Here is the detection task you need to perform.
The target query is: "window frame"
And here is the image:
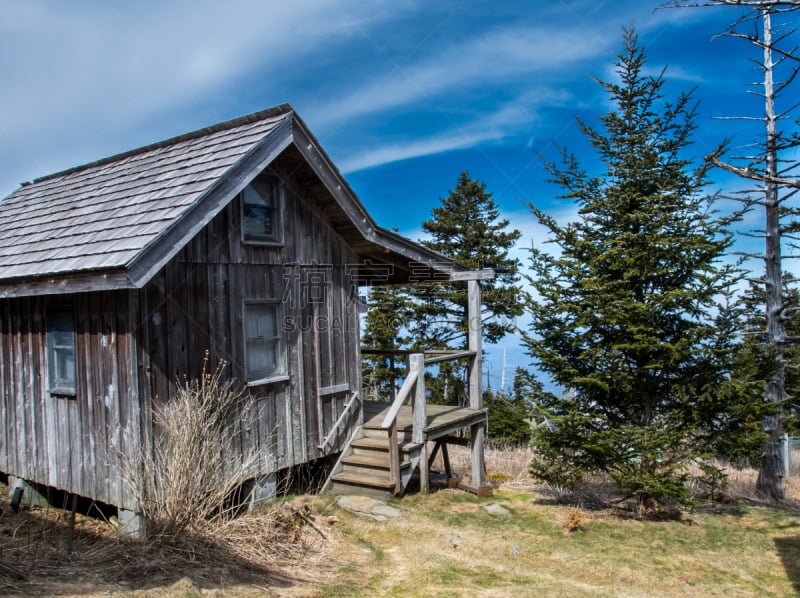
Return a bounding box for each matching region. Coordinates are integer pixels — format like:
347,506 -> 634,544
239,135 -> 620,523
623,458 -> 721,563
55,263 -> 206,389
45,304 -> 77,397
243,300 -> 288,387
240,174 -> 284,246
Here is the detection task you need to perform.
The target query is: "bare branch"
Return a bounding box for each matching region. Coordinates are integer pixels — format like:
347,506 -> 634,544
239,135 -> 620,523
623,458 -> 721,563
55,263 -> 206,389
708,153 -> 800,187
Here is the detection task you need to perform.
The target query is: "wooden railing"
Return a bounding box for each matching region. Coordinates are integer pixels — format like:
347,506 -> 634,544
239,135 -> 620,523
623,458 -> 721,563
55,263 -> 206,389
318,390 -> 360,451
371,350 -> 475,494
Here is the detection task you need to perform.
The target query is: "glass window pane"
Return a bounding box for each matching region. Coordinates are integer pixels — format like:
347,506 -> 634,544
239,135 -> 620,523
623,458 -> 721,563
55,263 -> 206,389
245,304 -> 278,339
243,212 -> 273,238
245,304 -> 282,381
56,348 -> 76,385
47,306 -> 76,393
242,177 -> 279,242
246,340 -> 278,380
51,330 -> 73,348
243,184 -> 269,208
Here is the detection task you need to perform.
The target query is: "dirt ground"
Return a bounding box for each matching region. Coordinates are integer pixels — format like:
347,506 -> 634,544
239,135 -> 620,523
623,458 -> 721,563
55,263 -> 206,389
0,485 -> 348,597
3,450 -> 800,597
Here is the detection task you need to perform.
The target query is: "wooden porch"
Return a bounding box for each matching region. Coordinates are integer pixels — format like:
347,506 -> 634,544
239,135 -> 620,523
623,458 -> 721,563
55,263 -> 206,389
324,397 -> 489,498
363,401 -> 486,440
322,274 -> 492,498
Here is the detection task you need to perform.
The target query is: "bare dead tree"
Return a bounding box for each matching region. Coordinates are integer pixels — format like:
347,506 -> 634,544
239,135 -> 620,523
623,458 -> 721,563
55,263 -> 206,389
662,0 -> 800,501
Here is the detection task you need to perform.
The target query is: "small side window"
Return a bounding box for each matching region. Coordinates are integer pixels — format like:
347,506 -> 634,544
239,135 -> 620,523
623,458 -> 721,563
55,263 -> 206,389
242,175 -> 283,244
46,305 -> 76,396
244,302 -> 284,383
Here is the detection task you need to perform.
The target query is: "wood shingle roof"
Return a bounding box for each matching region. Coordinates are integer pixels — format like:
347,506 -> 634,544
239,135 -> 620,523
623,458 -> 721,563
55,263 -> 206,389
0,104 -> 473,297
0,107 -> 289,281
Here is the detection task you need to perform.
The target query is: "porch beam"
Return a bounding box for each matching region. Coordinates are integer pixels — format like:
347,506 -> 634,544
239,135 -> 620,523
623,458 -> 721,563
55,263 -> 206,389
410,353 -> 429,494
449,269 -> 495,282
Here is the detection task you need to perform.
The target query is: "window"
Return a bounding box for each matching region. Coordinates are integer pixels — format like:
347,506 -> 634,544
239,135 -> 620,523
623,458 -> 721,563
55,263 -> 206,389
46,305 -> 76,395
244,302 -> 284,383
242,175 -> 282,244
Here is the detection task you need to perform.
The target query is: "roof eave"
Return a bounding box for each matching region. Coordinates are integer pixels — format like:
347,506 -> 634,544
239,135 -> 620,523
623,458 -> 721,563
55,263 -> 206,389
289,115 -> 481,281
0,268 -> 135,299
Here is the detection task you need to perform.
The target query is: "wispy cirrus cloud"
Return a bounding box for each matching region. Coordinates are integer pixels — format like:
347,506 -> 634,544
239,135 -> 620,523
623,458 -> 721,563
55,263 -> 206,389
337,89 -> 571,172
311,23 -> 613,130
0,0 -> 419,193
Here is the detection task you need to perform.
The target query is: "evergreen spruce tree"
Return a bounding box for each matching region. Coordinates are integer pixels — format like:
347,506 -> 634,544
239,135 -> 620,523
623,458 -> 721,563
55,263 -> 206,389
720,276 -> 800,457
361,173 -> 523,405
484,388 -> 532,445
361,284 -> 414,401
525,28 -> 746,508
417,171 -> 522,346
413,172 -> 523,403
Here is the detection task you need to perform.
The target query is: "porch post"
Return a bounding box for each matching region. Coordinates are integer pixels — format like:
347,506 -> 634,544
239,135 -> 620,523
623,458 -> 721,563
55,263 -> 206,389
467,279 -> 485,487
410,352 -> 429,493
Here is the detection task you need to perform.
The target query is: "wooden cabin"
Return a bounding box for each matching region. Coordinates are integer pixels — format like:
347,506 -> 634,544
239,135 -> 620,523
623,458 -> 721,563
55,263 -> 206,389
0,105 -> 489,527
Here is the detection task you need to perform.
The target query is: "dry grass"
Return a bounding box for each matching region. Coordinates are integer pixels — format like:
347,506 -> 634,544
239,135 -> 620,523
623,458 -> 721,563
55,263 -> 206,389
435,441 -> 534,485
0,490 -> 337,596
687,450 -> 800,506
439,440 -> 800,509
4,432 -> 800,596
319,485 -> 800,597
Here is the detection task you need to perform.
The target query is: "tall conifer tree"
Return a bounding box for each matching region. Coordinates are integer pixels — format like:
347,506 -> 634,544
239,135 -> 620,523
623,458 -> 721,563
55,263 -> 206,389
361,172 -> 522,405
415,171 -> 522,348
525,29 -> 748,507
414,172 -> 522,404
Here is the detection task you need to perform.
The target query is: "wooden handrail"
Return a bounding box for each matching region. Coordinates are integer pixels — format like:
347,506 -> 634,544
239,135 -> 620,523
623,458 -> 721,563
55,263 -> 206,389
380,369 -> 418,429
379,352 -> 427,495
423,350 -> 476,366
318,391 -> 360,450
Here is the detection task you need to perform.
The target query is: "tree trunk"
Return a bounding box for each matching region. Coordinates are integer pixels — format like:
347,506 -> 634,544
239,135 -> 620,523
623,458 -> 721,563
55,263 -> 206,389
755,8 -> 785,501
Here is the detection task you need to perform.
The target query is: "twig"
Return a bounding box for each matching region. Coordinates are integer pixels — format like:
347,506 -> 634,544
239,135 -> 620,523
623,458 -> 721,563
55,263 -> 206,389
0,559 -> 27,580
292,509 -> 328,540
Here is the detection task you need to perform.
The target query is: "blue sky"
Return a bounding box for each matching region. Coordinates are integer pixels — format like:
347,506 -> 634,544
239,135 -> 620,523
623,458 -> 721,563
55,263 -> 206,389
1,1 -> 794,391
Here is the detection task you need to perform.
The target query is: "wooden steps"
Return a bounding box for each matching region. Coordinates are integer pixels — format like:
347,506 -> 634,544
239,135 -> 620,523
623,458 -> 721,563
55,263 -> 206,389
327,431 -> 420,498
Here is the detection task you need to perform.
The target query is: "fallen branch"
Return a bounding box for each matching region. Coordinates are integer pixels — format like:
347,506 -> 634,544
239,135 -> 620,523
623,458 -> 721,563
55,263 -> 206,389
293,508 -> 328,540
0,558 -> 27,580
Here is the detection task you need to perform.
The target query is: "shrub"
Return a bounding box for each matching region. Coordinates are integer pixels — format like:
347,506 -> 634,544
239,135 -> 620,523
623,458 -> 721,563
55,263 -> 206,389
123,354 -> 266,536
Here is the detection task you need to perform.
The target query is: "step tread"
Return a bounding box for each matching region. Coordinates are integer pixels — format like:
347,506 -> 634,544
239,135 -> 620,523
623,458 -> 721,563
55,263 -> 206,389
342,453 -> 411,469
331,470 -> 396,490
351,436 -> 390,450
351,436 -> 424,452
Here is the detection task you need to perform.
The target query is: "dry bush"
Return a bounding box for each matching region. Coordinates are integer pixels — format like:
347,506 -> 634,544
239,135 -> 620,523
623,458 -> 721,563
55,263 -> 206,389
122,354 -> 268,536
564,507 -> 588,532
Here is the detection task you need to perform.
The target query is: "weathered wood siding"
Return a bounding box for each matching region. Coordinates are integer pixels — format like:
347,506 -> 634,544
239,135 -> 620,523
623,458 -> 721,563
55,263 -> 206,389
0,291 -> 140,509
137,157 -> 362,476
0,154 -> 363,510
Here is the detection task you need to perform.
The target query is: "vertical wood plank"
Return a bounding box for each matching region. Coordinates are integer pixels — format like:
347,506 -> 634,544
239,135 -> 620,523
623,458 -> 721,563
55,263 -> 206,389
13,300 -> 29,485
29,297 -> 46,485
0,300 -> 8,473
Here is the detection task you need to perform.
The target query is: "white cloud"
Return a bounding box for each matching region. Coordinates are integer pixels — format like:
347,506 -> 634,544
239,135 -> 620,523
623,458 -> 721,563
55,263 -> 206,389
338,89 -> 570,172
311,23 -> 613,130
0,0 -> 418,193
